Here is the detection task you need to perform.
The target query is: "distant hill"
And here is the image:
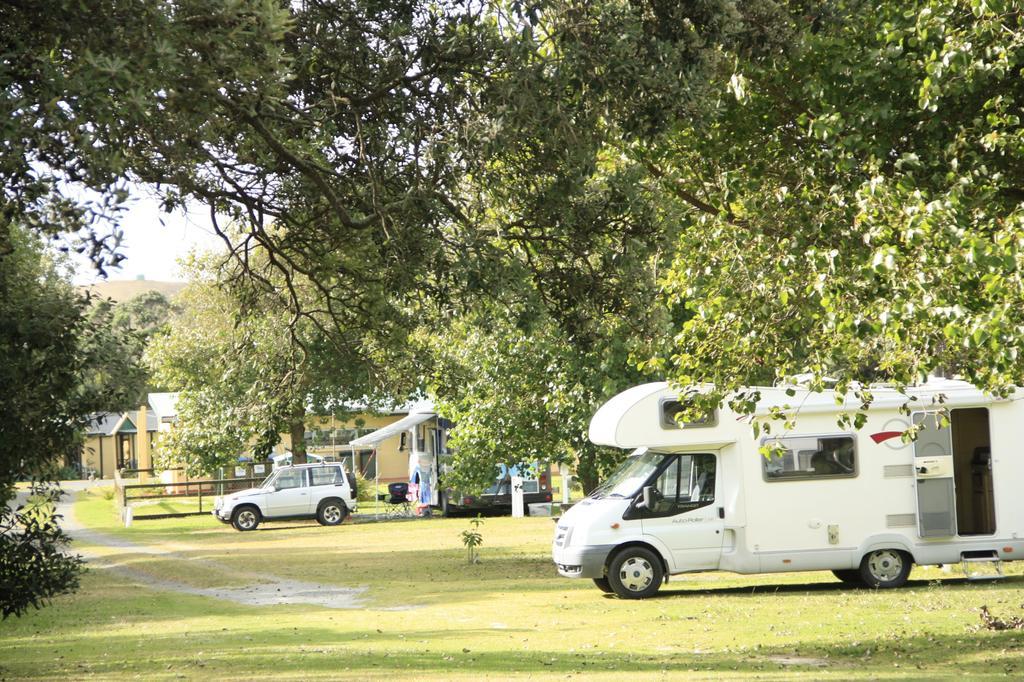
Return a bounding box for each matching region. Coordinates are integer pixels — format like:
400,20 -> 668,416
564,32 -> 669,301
82,279 -> 187,304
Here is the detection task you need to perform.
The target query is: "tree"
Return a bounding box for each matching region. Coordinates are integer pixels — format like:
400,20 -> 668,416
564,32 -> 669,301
0,225 -> 145,618
112,291 -> 177,341
426,305 -> 659,494
1,0 -> 295,270
14,1 -> 1022,484
107,291 -> 178,393
444,1 -> 1024,427
1,0 -> 511,322
418,138 -> 686,492
413,0 -> 768,490
627,2 -> 1024,418
3,1 -> 775,335
147,248 -> 410,475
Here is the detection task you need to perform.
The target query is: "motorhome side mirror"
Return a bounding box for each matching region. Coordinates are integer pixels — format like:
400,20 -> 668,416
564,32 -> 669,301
639,485 -> 654,510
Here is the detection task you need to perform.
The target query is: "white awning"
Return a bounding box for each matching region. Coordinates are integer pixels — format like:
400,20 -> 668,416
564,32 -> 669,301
350,411 -> 436,447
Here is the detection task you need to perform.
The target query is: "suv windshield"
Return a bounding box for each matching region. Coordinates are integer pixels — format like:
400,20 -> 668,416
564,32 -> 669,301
261,470 -> 280,489
589,449 -> 666,499
261,468 -> 306,490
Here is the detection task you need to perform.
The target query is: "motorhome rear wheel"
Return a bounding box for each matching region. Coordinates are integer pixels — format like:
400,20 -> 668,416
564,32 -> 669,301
608,547 -> 664,599
859,549 -> 912,588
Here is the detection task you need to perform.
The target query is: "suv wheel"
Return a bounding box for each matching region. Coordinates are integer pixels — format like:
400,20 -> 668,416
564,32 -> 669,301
231,505 -> 261,532
317,499 -> 347,526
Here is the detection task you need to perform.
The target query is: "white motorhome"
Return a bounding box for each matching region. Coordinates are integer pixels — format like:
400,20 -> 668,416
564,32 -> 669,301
349,401 -> 444,511
552,379 -> 1022,598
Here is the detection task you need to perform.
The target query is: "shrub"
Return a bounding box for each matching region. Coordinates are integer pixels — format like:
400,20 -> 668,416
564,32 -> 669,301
354,471 -> 378,503
460,515 -> 484,564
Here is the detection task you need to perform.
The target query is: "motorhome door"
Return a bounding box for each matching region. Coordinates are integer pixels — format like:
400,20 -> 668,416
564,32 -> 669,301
912,412 -> 957,538
640,453 -> 724,571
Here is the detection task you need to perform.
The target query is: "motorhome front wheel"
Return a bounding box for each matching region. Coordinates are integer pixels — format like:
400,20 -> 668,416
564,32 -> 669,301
859,549 -> 912,588
608,547 -> 664,599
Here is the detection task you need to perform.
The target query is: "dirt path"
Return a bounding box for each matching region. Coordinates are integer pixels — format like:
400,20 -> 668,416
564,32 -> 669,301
59,490 -> 374,610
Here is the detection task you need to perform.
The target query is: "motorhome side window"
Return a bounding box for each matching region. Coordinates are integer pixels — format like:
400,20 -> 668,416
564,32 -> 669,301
660,399 -> 717,429
762,435 -> 857,480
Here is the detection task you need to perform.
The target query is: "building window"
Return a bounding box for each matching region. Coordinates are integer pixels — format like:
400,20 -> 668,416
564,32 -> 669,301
358,451 -> 376,478
762,434 -> 857,481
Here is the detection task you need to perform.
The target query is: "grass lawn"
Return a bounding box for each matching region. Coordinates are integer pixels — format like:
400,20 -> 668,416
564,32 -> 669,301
125,494 -> 206,517
2,487 -> 1023,679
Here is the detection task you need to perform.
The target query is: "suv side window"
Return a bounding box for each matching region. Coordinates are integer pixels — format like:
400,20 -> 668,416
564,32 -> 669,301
311,466 -> 344,486
275,469 -> 307,490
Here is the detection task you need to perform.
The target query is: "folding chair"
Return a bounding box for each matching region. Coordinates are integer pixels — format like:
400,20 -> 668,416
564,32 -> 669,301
378,482 -> 413,519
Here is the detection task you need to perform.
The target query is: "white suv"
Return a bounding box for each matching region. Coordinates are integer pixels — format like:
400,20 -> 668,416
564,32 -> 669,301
213,463 -> 357,531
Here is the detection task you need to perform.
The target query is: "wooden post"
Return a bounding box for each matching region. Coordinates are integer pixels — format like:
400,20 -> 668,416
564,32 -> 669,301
137,404 -> 151,482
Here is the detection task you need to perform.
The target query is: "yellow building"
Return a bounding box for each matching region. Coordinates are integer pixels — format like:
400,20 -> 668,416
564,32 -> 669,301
81,409 -> 157,478
80,393 -> 178,478
281,410 -> 416,483
82,392 -> 416,482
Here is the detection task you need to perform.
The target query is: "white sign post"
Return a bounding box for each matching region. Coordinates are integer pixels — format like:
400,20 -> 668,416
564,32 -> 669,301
511,475 -> 525,518
559,463 -> 572,506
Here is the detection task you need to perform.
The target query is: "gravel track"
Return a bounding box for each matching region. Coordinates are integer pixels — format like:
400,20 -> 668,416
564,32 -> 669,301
55,486 -> 372,610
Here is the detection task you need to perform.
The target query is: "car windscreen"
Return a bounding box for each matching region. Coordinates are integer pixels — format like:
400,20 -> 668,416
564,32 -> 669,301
588,449 -> 665,499
483,462 -> 545,495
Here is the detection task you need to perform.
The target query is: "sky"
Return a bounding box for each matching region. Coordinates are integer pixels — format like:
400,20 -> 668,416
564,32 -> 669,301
71,190 -> 227,285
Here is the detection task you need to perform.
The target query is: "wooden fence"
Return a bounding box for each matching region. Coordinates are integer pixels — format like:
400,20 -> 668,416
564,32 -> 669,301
114,467 -> 268,520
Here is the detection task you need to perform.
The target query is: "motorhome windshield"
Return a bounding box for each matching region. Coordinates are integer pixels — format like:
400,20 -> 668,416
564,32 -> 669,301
590,449 -> 665,499
260,470 -> 280,489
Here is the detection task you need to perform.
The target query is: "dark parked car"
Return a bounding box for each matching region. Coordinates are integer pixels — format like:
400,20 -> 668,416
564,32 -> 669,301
440,462 -> 553,516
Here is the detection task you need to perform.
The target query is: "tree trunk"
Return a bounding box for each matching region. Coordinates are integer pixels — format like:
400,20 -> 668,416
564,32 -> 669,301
576,454 -> 600,496
290,412 -> 307,465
